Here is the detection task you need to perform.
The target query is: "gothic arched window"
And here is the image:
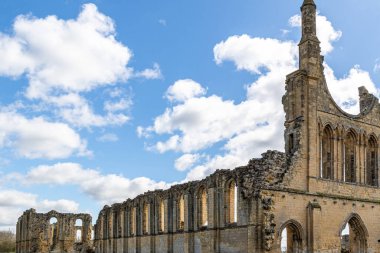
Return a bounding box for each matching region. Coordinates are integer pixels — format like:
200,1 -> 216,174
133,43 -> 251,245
366,136 -> 378,186
321,126 -> 334,179
178,195 -> 185,230
344,132 -> 356,183
199,188 -> 208,227
226,180 -> 238,224
159,200 -> 165,232
143,203 -> 149,234
75,219 -> 83,243
130,207 -> 136,236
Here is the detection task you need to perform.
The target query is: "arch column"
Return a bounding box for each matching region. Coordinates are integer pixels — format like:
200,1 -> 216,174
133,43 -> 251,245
355,140 -> 360,183
307,201 -> 321,252
336,136 -> 343,181
333,136 -> 338,180
359,137 -> 366,184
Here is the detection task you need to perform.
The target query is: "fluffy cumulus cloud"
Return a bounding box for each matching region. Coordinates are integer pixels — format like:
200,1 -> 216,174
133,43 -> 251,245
0,3 -> 159,128
165,79 -> 207,102
49,93 -> 130,127
174,154 -> 200,171
324,64 -> 378,114
0,189 -> 79,227
21,163 -> 170,204
0,3 -> 132,98
135,63 -> 163,80
214,36 -> 297,74
0,110 -> 88,159
139,14 -> 378,181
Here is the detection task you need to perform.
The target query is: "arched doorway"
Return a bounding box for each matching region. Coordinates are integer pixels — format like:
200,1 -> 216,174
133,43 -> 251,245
279,220 -> 303,253
340,214 -> 368,253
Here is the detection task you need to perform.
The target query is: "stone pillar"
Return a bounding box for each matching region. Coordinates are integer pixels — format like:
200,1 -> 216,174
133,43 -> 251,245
208,187 -> 217,253
360,139 -> 366,184
172,198 -> 177,232
333,136 -> 338,180
337,137 -> 342,181
184,192 -> 194,253
167,198 -> 174,253
136,205 -> 141,253
307,201 -> 322,252
123,209 -> 129,253
208,187 -> 216,229
193,194 -> 198,231
356,140 -> 361,183
108,211 -> 113,253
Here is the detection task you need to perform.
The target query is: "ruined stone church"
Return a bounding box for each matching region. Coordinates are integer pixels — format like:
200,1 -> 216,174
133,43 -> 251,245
16,0 -> 380,252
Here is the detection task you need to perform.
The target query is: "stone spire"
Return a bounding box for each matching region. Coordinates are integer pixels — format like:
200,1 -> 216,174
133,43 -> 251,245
301,0 -> 316,8
300,0 -> 318,42
299,0 -> 321,72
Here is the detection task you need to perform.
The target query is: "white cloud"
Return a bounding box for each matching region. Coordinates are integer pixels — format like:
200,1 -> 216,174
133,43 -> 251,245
0,189 -> 80,227
289,14 -> 342,55
0,3 -> 132,99
39,199 -> 79,213
0,110 -> 89,159
214,35 -> 297,74
0,190 -> 36,207
0,3 -> 157,128
97,133 -> 119,142
0,34 -> 34,77
324,64 -> 377,114
21,163 -> 170,204
135,63 -> 162,79
165,79 -> 207,102
25,163 -> 99,185
174,154 -> 200,171
288,15 -> 301,27
104,98 -> 132,112
48,93 -> 129,128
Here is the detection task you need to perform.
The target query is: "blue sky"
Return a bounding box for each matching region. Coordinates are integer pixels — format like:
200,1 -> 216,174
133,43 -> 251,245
0,0 -> 379,229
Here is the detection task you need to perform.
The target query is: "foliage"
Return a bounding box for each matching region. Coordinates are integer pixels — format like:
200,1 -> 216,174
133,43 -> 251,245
0,231 -> 16,253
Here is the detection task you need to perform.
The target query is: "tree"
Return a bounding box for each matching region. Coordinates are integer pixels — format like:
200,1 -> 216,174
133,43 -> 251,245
0,231 -> 16,253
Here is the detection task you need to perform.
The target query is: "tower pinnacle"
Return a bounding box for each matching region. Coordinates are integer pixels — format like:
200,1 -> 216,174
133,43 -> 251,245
301,0 -> 316,8
300,0 -> 318,41
298,0 -> 321,71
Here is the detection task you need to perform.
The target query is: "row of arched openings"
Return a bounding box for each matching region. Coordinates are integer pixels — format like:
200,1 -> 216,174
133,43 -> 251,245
280,214 -> 368,253
48,217 -> 85,251
321,125 -> 378,186
128,181 -> 238,235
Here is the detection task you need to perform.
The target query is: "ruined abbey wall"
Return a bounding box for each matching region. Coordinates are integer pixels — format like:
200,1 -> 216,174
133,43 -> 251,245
16,209 -> 94,253
94,151 -> 288,253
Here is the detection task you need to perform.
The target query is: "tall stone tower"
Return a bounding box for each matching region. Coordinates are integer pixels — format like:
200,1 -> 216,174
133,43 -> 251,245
283,0 -> 323,191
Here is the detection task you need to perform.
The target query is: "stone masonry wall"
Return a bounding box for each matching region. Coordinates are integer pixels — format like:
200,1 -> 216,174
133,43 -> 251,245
16,209 -> 94,253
